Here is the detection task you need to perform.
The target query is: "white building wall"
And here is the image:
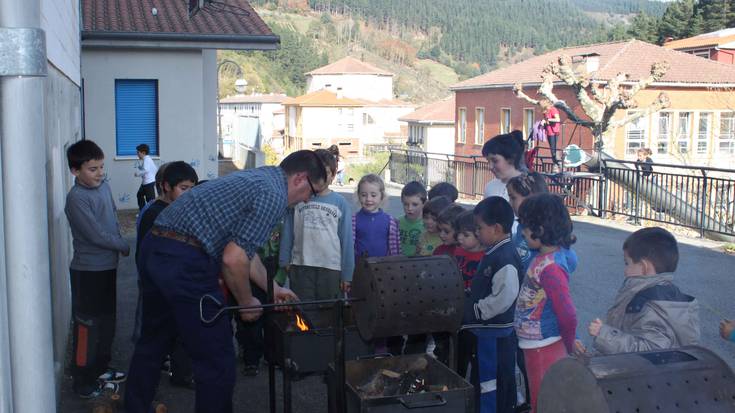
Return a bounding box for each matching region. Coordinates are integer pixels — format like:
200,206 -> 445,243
40,0 -> 82,383
42,0 -> 81,85
301,107 -> 357,140
307,74 -> 393,101
82,48 -> 213,209
425,125 -> 456,156
363,106 -> 415,144
202,49 -> 218,180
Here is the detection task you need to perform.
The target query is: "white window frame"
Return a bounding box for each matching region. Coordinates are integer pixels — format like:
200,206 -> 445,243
475,107 -> 485,145
718,111 -> 735,154
500,108 -> 511,134
523,108 -> 535,141
697,112 -> 712,155
458,107 -> 467,143
408,124 -> 425,146
625,111 -> 647,155
656,111 -> 671,155
676,111 -> 691,155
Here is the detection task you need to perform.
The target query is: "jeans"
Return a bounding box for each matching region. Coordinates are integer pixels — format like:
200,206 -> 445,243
126,234 -> 235,413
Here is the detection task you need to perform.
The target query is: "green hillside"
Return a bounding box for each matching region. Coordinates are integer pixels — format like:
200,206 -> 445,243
219,0 -> 675,104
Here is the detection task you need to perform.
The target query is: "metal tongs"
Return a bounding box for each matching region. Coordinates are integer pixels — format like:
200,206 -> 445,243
199,294 -> 362,324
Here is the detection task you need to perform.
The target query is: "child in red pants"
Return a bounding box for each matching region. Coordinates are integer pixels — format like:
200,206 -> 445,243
514,194 -> 578,412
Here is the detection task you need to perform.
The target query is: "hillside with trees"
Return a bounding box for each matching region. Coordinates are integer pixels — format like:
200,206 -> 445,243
627,0 -> 735,44
221,0 -> 671,103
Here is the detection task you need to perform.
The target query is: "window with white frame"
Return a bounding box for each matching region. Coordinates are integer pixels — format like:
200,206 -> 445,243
719,111 -> 735,154
408,124 -> 426,146
475,108 -> 485,145
500,108 -> 511,134
657,112 -> 671,155
697,112 -> 711,155
362,113 -> 375,125
676,112 -> 691,154
625,112 -> 646,155
524,108 -> 534,140
458,108 -> 466,143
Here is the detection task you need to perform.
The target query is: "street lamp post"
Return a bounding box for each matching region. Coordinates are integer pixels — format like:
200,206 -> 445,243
217,59 -> 247,158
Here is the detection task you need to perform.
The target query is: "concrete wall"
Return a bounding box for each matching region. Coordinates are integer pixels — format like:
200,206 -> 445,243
40,0 -> 82,388
44,67 -> 81,380
307,74 -> 393,101
82,48 -> 218,208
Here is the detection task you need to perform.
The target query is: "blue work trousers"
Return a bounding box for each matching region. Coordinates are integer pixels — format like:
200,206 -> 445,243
125,234 -> 235,413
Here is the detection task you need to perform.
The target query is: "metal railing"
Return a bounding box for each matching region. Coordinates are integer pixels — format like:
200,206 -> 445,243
387,149 -> 735,238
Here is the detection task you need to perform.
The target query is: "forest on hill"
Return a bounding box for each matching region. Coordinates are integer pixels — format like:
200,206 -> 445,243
627,0 -> 735,43
223,0 -> 732,103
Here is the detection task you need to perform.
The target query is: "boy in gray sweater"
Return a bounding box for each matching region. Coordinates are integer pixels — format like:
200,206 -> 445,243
65,140 -> 129,398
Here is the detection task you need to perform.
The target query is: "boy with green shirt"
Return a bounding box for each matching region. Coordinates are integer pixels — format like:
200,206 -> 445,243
399,181 -> 427,257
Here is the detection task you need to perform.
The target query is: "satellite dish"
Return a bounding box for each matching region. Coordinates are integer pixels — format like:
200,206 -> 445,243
563,144 -> 591,168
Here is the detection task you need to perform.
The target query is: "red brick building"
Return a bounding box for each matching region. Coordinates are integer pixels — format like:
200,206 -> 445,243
664,28 -> 735,65
450,40 -> 735,169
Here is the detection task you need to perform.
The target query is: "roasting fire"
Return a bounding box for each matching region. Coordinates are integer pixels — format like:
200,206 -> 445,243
295,314 -> 309,331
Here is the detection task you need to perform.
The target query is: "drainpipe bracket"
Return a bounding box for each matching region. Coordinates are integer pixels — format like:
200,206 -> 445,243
0,28 -> 47,77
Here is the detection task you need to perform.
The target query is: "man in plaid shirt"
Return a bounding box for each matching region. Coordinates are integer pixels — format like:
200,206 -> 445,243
126,150 -> 327,413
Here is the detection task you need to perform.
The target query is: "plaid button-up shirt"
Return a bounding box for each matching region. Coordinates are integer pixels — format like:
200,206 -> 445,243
155,166 -> 289,259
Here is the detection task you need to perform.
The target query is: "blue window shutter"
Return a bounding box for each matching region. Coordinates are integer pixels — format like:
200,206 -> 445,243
115,80 -> 159,156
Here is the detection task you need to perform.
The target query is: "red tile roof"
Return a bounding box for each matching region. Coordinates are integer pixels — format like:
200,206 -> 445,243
283,90 -> 365,107
399,96 -> 455,124
81,0 -> 277,42
284,89 -> 413,108
306,56 -> 393,76
664,28 -> 735,50
451,39 -> 735,90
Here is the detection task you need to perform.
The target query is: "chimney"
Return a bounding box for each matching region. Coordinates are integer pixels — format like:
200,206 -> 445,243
336,87 -> 343,99
585,55 -> 599,73
572,53 -> 599,74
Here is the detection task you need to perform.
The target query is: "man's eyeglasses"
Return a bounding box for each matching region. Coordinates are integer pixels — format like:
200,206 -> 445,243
306,176 -> 318,198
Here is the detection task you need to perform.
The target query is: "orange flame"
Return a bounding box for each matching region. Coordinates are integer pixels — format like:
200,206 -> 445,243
295,314 -> 309,331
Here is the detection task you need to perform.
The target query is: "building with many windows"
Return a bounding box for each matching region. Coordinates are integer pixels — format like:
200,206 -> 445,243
664,28 -> 735,65
284,57 -> 414,157
450,39 -> 735,168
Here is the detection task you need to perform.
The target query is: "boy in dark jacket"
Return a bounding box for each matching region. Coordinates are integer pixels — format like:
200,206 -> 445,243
463,196 -> 522,413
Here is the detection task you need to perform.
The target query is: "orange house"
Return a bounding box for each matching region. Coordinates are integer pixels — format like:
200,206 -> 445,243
450,40 -> 735,169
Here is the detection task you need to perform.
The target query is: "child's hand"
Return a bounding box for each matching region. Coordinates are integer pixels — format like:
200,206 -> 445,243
720,319 -> 735,340
588,318 -> 603,337
573,339 -> 587,357
341,281 -> 351,294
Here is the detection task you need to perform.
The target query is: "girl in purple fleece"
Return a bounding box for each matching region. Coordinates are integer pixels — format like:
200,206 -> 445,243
352,174 -> 401,262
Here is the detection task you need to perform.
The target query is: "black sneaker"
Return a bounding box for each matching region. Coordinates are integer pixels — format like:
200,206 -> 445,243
98,368 -> 127,383
75,381 -> 119,399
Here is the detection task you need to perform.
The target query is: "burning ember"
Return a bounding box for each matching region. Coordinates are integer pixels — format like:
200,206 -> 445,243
295,314 -> 309,332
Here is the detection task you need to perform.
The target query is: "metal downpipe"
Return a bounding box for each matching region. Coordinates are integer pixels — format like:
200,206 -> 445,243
0,0 -> 57,411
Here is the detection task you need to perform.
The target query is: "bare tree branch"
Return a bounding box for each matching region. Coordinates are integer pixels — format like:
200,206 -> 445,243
513,54 -> 670,151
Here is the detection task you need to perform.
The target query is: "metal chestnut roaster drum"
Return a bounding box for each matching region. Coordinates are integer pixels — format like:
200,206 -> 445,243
537,346 -> 735,413
352,255 -> 465,341
328,255 -> 474,413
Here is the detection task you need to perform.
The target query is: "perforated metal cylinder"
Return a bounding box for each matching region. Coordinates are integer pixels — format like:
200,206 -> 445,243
538,346 -> 735,413
351,255 -> 464,341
